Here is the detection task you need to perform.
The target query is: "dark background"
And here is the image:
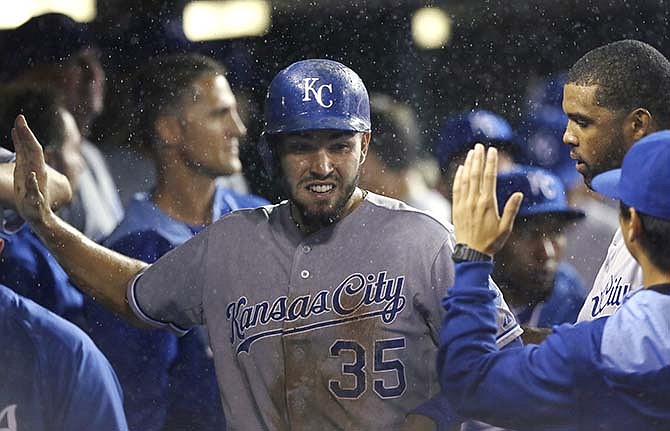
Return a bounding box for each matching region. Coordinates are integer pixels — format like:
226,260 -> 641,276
87,0 -> 670,197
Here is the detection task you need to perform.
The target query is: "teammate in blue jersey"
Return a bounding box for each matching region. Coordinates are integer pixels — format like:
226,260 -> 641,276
0,282 -> 128,431
0,86 -> 87,320
0,149 -> 126,430
493,167 -> 586,328
83,53 -> 268,431
440,137 -> 670,430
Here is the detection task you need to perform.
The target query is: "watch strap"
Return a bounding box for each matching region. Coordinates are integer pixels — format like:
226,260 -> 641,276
452,243 -> 493,263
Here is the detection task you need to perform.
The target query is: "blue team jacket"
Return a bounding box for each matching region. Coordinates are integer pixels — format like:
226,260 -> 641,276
0,225 -> 83,319
85,185 -> 268,431
0,285 -> 127,431
514,263 -> 586,327
439,261 -> 670,431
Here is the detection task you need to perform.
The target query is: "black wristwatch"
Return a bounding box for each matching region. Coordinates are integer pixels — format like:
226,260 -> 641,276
452,243 -> 493,263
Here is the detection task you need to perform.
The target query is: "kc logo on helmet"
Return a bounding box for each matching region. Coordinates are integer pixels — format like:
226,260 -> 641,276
302,78 -> 334,108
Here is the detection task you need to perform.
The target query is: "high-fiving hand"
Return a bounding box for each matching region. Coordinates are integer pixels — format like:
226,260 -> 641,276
452,144 -> 523,257
12,115 -> 56,227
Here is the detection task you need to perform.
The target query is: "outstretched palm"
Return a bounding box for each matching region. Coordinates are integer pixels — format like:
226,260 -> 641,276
12,115 -> 54,225
452,144 -> 523,256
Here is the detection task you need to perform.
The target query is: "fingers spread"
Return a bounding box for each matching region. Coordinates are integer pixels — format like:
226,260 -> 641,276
500,192 -> 523,234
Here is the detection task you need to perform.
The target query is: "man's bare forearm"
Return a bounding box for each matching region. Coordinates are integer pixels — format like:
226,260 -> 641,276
32,212 -> 149,326
520,325 -> 552,344
12,114 -> 149,327
0,163 -> 72,210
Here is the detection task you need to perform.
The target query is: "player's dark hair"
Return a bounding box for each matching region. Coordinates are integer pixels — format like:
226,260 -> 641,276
369,93 -> 419,171
567,40 -> 670,128
130,53 -> 226,153
620,201 -> 670,271
0,84 -> 66,151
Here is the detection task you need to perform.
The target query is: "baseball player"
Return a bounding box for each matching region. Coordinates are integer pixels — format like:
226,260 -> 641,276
2,13 -> 123,242
0,86 -> 86,319
433,109 -> 522,205
85,53 -> 268,431
12,59 -> 522,430
359,93 -> 451,223
561,40 -> 670,322
0,283 -> 128,431
440,135 -> 670,430
0,147 -> 127,431
493,167 -> 586,327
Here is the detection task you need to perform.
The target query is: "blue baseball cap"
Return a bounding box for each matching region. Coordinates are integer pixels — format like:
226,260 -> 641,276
521,72 -> 581,190
591,130 -> 670,220
263,59 -> 371,135
0,13 -> 93,82
434,110 -> 519,170
497,166 -> 585,220
520,108 -> 581,190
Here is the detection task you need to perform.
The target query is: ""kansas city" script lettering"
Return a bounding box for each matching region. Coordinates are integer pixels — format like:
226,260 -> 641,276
226,271 -> 406,353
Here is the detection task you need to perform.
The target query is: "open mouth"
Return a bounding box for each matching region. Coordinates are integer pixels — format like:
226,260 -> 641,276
308,184 -> 335,193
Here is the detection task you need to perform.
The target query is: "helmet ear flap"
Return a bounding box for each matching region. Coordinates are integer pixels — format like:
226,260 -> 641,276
257,134 -> 278,177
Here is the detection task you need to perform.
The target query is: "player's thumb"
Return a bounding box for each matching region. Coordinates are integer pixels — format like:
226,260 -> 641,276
500,192 -> 523,234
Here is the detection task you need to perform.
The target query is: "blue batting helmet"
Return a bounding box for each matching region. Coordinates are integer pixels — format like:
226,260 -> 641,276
263,59 -> 371,135
258,59 -> 371,175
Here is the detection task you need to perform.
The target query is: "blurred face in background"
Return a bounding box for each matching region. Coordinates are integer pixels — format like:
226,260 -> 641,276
175,73 -> 246,178
60,48 -> 106,136
494,214 -> 569,305
16,48 -> 106,137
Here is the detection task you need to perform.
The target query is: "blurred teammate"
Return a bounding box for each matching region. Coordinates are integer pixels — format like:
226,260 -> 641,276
433,110 -> 522,207
494,167 -> 586,327
11,59 -> 522,430
0,85 -> 85,319
85,53 -> 267,431
0,147 -> 127,431
0,13 -> 122,241
360,93 -> 450,222
440,135 -> 670,430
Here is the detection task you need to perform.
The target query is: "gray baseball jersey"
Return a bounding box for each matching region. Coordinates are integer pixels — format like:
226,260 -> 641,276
577,228 -> 644,322
128,192 -> 522,430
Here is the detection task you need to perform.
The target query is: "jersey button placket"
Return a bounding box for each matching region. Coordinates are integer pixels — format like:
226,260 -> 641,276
286,242 -> 315,427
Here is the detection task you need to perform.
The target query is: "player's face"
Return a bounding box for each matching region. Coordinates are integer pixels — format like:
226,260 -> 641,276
562,84 -> 627,188
177,73 -> 246,177
277,130 -> 369,227
60,48 -> 106,135
495,215 -> 568,304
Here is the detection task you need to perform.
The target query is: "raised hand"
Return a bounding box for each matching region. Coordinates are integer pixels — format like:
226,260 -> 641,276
452,144 -> 523,256
12,115 -> 56,226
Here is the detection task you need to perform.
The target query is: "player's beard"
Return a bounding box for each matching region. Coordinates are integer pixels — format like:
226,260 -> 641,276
285,171 -> 360,230
582,128 -> 627,189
